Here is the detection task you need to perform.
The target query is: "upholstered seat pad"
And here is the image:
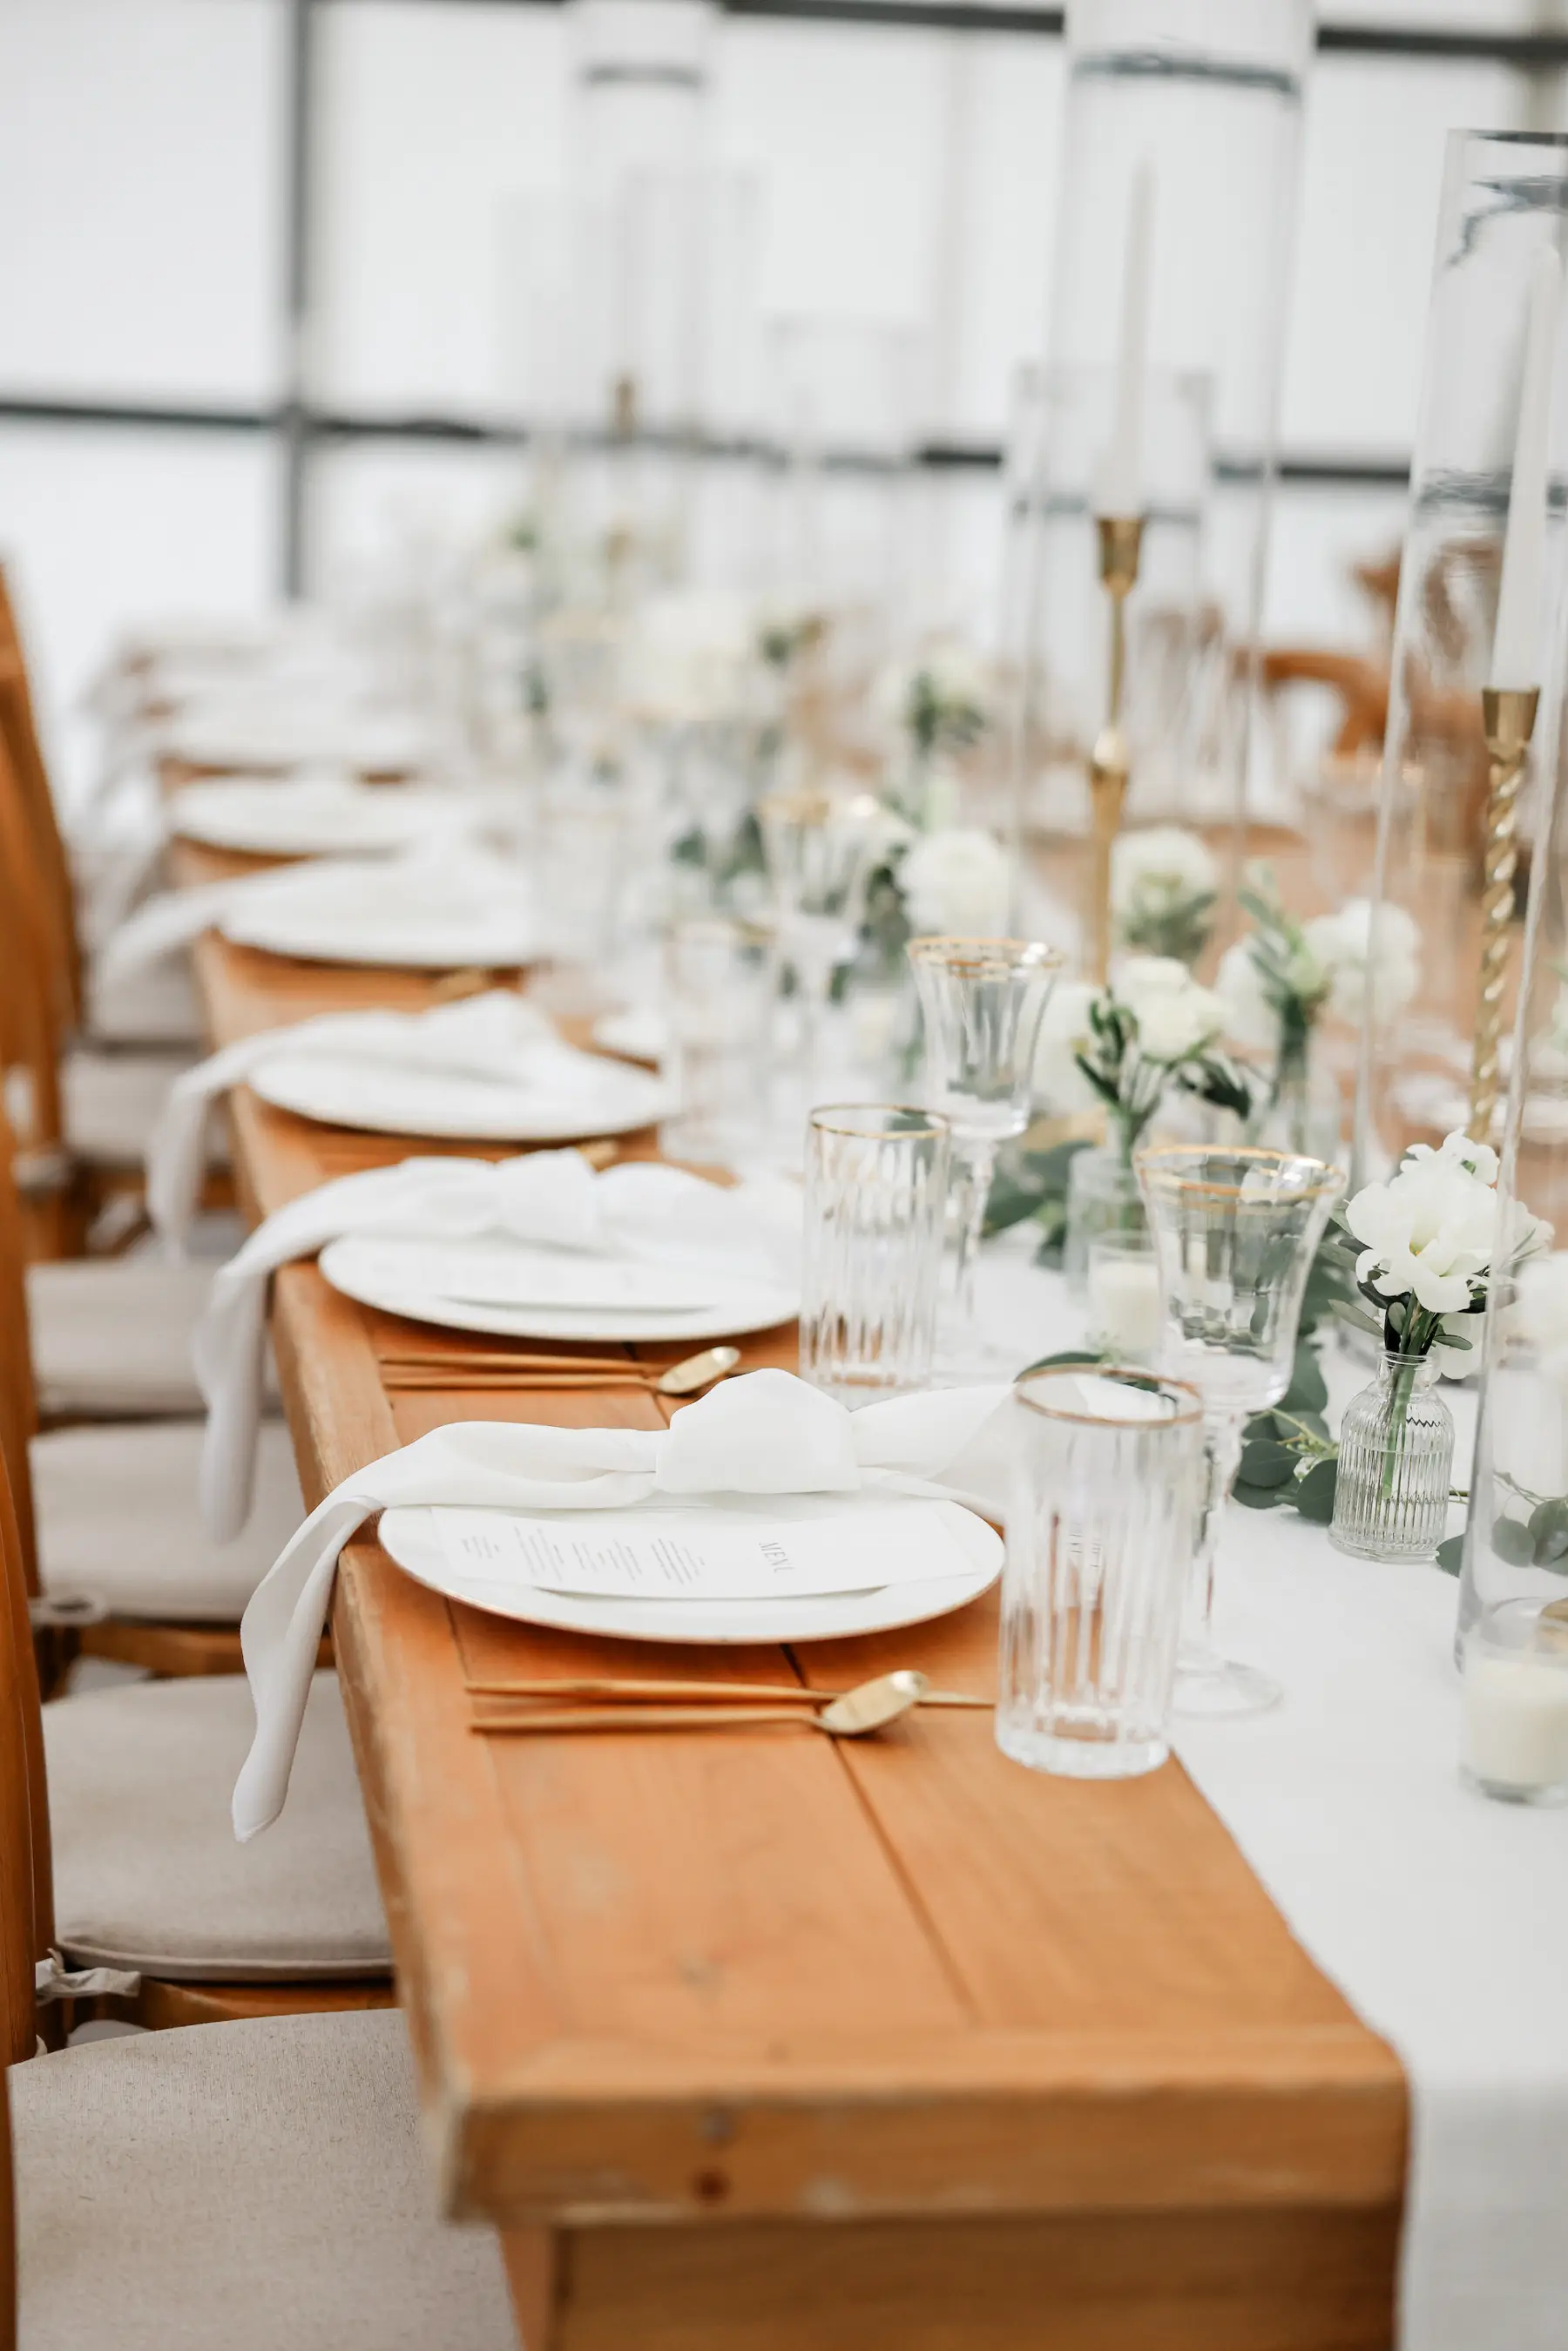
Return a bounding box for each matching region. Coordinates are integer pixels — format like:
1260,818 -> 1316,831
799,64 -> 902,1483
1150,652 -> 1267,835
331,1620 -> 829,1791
63,1047 -> 226,1172
30,1258 -> 218,1418
46,1672 -> 390,1980
85,956 -> 203,1049
11,2008 -> 515,2351
32,1419 -> 301,1622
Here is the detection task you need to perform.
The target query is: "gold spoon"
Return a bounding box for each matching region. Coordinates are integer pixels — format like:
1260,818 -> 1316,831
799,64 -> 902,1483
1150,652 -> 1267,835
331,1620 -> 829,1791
382,1343 -> 740,1397
466,1670 -> 990,1709
470,1669 -> 963,1739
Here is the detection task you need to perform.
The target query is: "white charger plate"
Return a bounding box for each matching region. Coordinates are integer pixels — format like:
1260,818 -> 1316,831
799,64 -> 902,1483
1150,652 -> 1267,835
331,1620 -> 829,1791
250,1048 -> 670,1140
319,1230 -> 798,1344
378,1495 -> 1001,1645
220,870 -> 537,969
170,776 -> 470,859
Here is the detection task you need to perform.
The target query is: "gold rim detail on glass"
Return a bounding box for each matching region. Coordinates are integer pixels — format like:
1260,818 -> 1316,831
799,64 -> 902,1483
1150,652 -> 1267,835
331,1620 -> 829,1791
907,936 -> 1064,973
1134,1143 -> 1346,1202
1013,1365 -> 1206,1429
808,1102 -> 952,1141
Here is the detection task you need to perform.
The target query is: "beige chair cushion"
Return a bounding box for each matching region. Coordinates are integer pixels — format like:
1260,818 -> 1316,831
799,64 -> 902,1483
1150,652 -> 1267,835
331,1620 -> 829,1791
11,2008 -> 515,2351
46,1672 -> 391,1980
30,1258 -> 215,1418
63,1047 -> 227,1173
32,1418 -> 301,1623
85,955 -> 203,1049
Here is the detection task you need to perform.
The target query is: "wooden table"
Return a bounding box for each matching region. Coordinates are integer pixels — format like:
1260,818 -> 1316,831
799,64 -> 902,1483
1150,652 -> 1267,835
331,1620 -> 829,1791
175,837 -> 1407,2350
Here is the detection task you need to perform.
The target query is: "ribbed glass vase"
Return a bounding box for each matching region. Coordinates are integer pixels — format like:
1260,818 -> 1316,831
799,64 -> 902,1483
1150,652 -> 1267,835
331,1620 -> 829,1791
1330,1350 -> 1455,1563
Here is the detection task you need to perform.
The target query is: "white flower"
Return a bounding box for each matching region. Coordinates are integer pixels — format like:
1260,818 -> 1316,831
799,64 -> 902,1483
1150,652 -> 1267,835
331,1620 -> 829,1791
1215,936 -> 1284,1054
1345,1128 -> 1502,1316
620,591 -> 755,721
873,639 -> 992,747
1514,1251 -> 1568,1386
899,827 -> 1011,936
1114,956 -> 1225,1064
1110,826 -> 1218,916
1303,899 -> 1420,1026
1032,978 -> 1103,1114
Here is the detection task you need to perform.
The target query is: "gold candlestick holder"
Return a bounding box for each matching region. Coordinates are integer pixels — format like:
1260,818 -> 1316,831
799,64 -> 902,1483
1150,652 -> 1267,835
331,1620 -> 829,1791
1468,684 -> 1539,1143
1087,514 -> 1146,983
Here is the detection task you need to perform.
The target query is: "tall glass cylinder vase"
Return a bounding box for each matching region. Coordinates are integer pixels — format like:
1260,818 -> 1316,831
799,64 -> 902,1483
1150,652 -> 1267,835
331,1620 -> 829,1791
1009,0 -> 1310,974
1352,131 -> 1568,1188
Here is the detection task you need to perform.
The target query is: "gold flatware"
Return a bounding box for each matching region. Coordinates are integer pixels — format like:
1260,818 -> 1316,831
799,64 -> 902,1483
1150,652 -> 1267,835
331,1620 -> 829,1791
466,1671 -> 991,1710
470,1672 -> 938,1740
382,1343 -> 740,1397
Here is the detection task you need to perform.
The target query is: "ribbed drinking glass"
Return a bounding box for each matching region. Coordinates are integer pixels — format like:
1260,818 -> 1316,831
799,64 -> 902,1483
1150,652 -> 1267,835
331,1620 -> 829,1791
998,1366 -> 1206,1780
800,1105 -> 950,1401
660,916 -> 774,1168
1136,1145 -> 1343,1715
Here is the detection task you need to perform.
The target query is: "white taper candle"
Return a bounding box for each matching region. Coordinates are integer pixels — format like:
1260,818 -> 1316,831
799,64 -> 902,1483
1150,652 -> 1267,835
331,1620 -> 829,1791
1095,161 -> 1154,520
1490,245 -> 1563,692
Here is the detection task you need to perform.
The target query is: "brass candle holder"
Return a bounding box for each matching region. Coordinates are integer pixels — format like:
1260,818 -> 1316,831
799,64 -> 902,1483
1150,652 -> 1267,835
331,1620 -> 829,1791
1087,514 -> 1146,983
1468,684 -> 1539,1143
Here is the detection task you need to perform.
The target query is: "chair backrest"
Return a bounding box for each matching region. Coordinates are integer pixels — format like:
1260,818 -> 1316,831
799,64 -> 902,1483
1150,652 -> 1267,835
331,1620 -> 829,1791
0,1107 -> 39,1596
0,717 -> 66,1167
0,566 -> 79,1034
0,1430 -> 51,2060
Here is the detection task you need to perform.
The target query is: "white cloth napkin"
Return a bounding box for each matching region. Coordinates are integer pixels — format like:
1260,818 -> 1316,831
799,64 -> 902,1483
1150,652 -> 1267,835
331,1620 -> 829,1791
194,1148 -> 801,1542
96,839 -> 520,984
233,1367 -> 1009,1841
146,990 -> 563,1246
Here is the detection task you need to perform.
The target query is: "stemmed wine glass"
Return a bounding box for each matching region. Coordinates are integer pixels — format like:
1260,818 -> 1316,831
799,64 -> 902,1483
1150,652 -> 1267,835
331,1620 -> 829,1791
908,936 -> 1062,1373
1135,1145 -> 1344,1715
760,788 -> 883,1106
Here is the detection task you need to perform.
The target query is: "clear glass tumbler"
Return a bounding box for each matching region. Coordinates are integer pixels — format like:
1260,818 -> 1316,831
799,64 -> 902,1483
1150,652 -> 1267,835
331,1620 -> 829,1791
801,1105 -> 951,1401
659,917 -> 775,1168
998,1366 -> 1206,1780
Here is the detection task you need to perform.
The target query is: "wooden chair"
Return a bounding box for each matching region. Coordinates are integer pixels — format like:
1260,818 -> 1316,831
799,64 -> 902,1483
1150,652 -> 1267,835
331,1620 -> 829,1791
0,1440 -> 514,2350
0,1103 -> 303,1681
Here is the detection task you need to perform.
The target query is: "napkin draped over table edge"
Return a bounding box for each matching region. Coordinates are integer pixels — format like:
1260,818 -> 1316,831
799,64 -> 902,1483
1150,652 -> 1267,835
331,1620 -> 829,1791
233,1368 -> 1011,1841
193,1148 -> 802,1544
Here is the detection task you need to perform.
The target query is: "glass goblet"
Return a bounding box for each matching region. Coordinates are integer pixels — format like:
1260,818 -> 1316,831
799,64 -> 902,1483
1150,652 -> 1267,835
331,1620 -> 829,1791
908,936 -> 1063,1370
1135,1144 -> 1344,1716
760,787 -> 883,1105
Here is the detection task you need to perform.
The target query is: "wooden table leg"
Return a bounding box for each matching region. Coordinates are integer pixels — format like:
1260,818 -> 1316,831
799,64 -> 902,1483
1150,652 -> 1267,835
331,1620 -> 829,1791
503,2204 -> 1398,2351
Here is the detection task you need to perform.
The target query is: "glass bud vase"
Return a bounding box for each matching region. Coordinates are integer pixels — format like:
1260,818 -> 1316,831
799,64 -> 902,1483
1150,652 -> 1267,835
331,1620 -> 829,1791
1062,1144 -> 1146,1294
1330,1351 -> 1455,1563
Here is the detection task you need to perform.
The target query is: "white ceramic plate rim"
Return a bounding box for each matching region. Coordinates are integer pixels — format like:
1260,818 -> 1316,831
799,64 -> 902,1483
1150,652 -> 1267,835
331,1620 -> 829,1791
170,780 -> 454,857
591,1008 -> 668,1065
378,1498 -> 1001,1645
320,1232 -> 799,1344
220,898 -> 537,969
250,1050 -> 672,1140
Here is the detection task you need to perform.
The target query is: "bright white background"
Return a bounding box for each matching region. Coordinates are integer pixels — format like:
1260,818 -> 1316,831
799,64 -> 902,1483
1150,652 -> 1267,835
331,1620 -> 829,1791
0,0 -> 1555,797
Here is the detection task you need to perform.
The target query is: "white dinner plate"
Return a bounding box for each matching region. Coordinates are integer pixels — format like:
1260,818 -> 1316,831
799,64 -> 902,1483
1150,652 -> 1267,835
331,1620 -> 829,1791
591,1006 -> 668,1066
319,1230 -> 798,1343
219,861 -> 538,969
170,776 -> 470,860
378,1496 -> 1001,1645
168,708 -> 427,774
252,1049 -> 671,1141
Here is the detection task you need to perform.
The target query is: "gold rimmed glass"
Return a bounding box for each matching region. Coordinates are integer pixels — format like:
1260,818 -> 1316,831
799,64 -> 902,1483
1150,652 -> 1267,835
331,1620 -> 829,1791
1135,1145 -> 1344,1715
760,788 -> 884,1105
801,1104 -> 952,1400
999,1366 -> 1207,1779
908,936 -> 1063,1370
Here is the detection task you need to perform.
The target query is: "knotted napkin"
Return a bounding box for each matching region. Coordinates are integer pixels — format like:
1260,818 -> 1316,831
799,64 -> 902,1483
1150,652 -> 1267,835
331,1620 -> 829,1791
195,1148 -> 801,1542
149,990 -> 566,1246
233,1367 -> 1010,1841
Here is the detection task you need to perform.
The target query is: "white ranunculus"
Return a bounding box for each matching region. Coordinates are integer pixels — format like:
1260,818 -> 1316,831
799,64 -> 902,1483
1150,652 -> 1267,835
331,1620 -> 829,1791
899,827 -> 1011,936
1305,899 -> 1420,1026
1031,977 -> 1103,1114
1215,937 -> 1282,1054
1345,1128 -> 1502,1316
1110,826 -> 1219,916
1115,955 -> 1224,1064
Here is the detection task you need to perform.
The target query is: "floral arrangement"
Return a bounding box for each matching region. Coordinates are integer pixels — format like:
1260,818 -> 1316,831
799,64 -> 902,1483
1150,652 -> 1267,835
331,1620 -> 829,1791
1034,956 -> 1254,1164
1110,827 -> 1219,967
874,640 -> 993,833
1217,873 -> 1420,1146
1340,1130 -> 1545,1369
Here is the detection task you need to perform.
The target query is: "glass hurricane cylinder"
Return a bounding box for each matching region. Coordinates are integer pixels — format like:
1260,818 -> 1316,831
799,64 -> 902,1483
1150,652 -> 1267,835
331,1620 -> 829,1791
1009,0 -> 1309,942
1353,130 -> 1568,1186
1330,1351 -> 1456,1563
998,1366 -> 1206,1780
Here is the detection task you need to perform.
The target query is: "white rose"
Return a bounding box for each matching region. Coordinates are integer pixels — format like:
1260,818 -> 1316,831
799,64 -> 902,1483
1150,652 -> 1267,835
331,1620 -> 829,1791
1215,937 -> 1281,1054
1032,977 -> 1103,1114
1345,1129 -> 1501,1316
1110,825 -> 1218,916
1305,899 -> 1420,1026
900,827 -> 1011,936
1114,956 -> 1224,1064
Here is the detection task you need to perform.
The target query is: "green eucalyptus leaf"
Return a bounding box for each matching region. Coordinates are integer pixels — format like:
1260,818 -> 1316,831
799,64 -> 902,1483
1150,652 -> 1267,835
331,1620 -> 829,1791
1435,1534 -> 1466,1577
1530,1497 -> 1568,1564
1233,1480 -> 1286,1511
1238,1440 -> 1297,1489
1281,1345 -> 1328,1415
1294,1459 -> 1339,1523
1491,1516 -> 1537,1565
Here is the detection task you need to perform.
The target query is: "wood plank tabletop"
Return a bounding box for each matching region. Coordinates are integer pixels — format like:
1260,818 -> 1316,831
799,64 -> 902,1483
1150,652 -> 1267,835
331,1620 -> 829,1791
171,830 -> 1408,2349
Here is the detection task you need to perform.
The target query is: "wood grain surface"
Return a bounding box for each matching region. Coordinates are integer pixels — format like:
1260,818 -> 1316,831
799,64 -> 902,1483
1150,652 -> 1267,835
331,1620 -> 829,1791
173,828 -> 1407,2349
